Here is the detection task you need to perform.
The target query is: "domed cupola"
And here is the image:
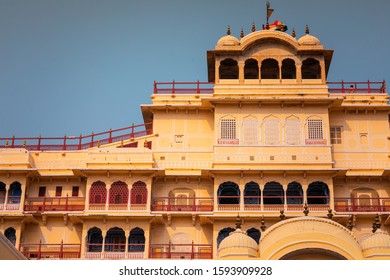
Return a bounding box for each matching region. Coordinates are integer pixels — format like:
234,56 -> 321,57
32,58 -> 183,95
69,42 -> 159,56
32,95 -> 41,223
218,217 -> 259,259
360,229 -> 390,259
298,25 -> 323,48
216,26 -> 240,49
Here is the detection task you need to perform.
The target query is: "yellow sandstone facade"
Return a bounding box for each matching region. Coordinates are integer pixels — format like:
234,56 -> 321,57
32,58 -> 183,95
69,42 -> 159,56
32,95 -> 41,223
0,14 -> 390,260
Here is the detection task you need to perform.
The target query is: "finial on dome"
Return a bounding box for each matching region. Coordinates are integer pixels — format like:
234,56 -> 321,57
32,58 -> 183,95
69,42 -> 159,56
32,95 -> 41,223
235,214 -> 242,229
227,25 -> 231,35
252,22 -> 256,32
292,28 -> 296,38
240,28 -> 244,38
305,24 -> 310,34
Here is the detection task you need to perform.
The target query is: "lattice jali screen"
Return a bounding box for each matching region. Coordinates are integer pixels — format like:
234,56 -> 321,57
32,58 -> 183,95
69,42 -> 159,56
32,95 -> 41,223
109,181 -> 129,204
307,119 -> 323,139
220,118 -> 236,139
131,181 -> 147,204
89,181 -> 107,204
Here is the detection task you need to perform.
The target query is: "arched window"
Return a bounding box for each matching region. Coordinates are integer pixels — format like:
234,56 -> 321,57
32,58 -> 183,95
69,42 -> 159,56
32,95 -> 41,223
264,116 -> 280,145
307,117 -> 324,140
217,227 -> 235,247
244,182 -> 260,205
131,181 -> 147,205
244,59 -> 259,79
105,227 -> 126,252
307,181 -> 329,204
8,182 -> 21,204
351,188 -> 379,211
282,58 -> 296,79
286,182 -> 303,204
128,227 -> 145,252
87,227 -> 103,252
219,58 -> 238,79
5,227 -> 16,246
242,116 -> 258,145
0,182 -> 5,204
261,58 -> 279,79
217,182 -> 240,204
247,228 -> 261,244
109,181 -> 128,205
263,181 -> 284,204
219,116 -> 237,144
285,117 -> 301,145
89,181 -> 107,205
302,58 -> 321,79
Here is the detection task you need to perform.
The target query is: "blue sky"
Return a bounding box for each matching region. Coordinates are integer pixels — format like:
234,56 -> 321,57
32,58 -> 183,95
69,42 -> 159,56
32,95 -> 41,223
0,0 -> 389,137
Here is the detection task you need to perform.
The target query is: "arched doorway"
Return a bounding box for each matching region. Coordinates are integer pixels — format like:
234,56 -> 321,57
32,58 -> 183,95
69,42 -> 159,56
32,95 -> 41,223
280,248 -> 347,260
217,182 -> 240,210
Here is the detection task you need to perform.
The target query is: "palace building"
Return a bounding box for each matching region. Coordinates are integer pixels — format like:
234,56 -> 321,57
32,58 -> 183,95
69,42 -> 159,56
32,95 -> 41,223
1,8 -> 390,260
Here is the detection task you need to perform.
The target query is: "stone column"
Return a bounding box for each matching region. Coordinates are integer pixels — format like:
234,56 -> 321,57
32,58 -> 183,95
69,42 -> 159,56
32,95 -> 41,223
19,179 -> 27,212
238,61 -> 245,84
215,61 -> 220,84
105,185 -> 110,211
296,62 -> 302,83
144,223 -> 151,259
4,184 -> 9,210
101,229 -> 107,259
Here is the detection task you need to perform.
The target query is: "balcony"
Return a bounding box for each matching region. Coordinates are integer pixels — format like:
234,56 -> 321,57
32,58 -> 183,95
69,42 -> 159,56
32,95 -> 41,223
19,242 -> 81,259
24,196 -> 85,212
153,81 -> 214,94
0,196 -> 21,211
0,122 -> 153,151
151,197 -> 213,212
149,243 -> 213,259
328,81 -> 386,94
335,197 -> 390,213
217,196 -> 330,212
88,203 -> 147,211
84,243 -> 145,259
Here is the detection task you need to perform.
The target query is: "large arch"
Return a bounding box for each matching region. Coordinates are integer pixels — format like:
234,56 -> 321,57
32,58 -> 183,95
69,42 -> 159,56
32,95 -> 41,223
0,182 -> 5,204
105,227 -> 126,252
130,181 -> 147,205
281,58 -> 296,79
263,181 -> 284,205
219,58 -> 238,79
89,181 -> 107,205
286,182 -> 303,205
8,182 -> 22,204
302,58 -> 321,79
244,182 -> 260,205
128,227 -> 145,252
261,58 -> 279,79
259,217 -> 363,260
307,181 -> 329,204
87,227 -> 103,252
109,181 -> 129,206
5,227 -> 16,246
217,227 -> 235,248
217,182 -> 240,205
244,59 -> 259,79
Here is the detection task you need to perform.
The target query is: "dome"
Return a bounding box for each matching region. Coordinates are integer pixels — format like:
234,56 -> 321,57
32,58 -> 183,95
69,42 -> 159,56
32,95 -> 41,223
216,35 -> 240,48
298,34 -> 321,46
360,230 -> 390,251
218,229 -> 258,258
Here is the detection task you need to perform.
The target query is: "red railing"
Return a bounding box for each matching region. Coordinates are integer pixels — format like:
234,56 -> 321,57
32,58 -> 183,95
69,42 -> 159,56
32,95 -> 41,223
335,197 -> 390,212
327,81 -> 386,94
19,242 -> 81,259
0,122 -> 153,151
151,197 -> 213,212
149,243 -> 212,259
24,196 -> 85,212
153,81 -> 214,94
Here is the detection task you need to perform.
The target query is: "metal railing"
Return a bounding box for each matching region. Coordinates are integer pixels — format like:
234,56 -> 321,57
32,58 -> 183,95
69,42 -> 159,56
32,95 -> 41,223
0,122 -> 153,151
151,197 -> 213,212
19,242 -> 81,259
149,243 -> 213,259
24,196 -> 85,212
335,197 -> 390,212
153,81 -> 214,94
327,81 -> 386,94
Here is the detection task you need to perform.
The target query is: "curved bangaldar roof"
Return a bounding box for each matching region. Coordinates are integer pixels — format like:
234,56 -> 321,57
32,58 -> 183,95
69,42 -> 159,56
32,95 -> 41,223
208,27 -> 333,82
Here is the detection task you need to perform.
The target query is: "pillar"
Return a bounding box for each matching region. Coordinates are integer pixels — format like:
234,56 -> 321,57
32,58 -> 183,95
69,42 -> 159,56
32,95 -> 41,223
105,185 -> 110,211
238,61 -> 245,84
101,229 -> 107,259
215,61 -> 220,84
144,224 -> 151,259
